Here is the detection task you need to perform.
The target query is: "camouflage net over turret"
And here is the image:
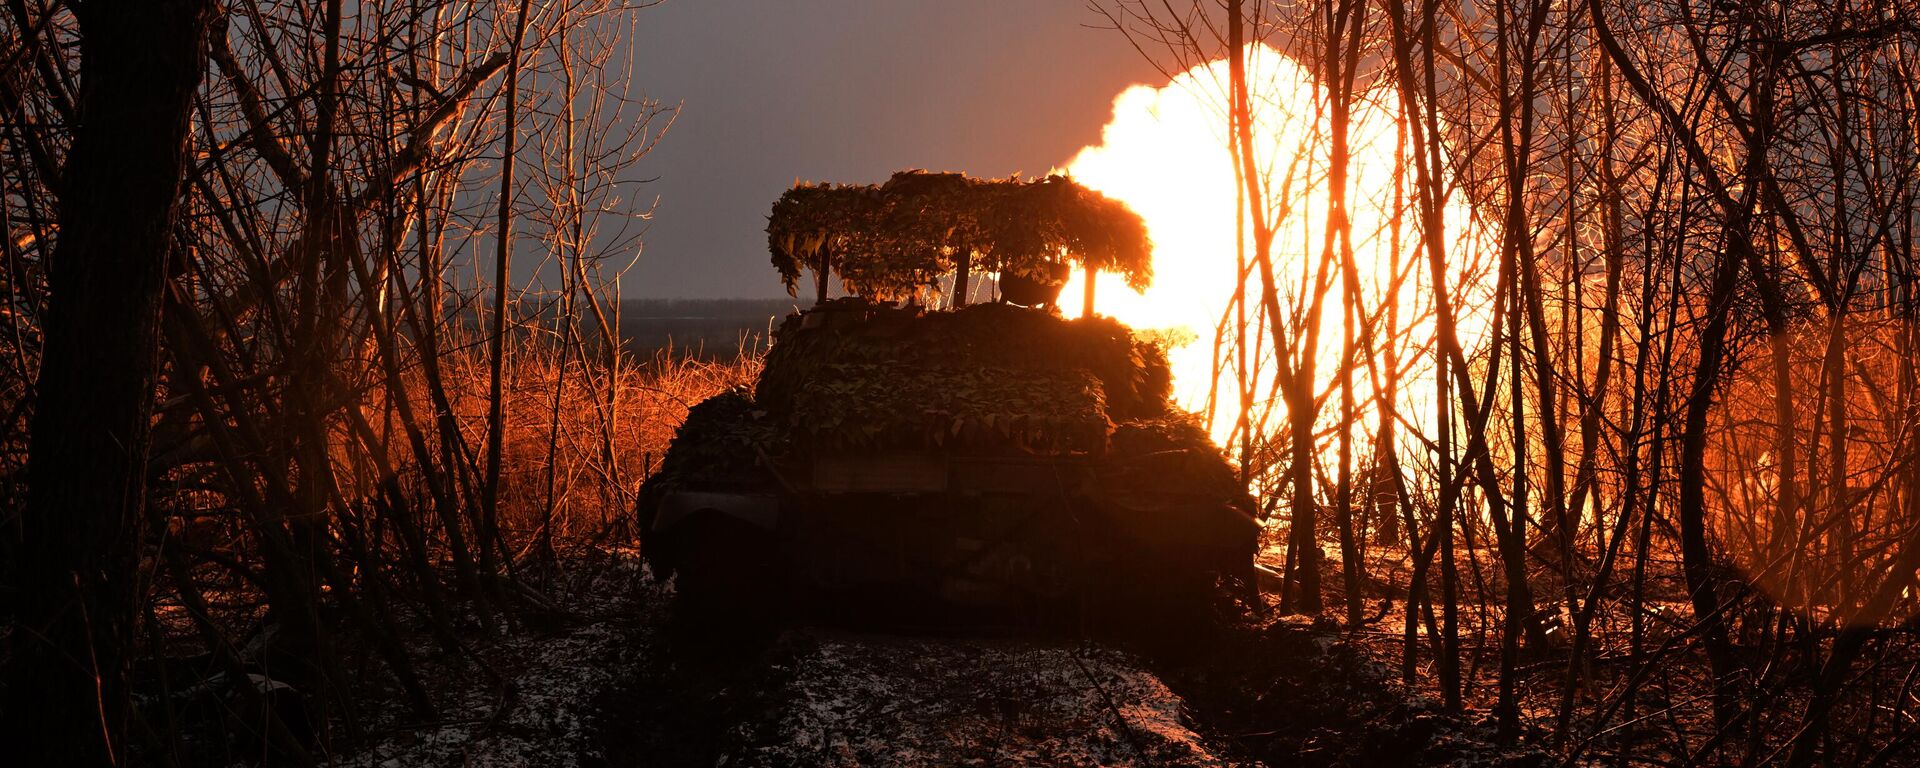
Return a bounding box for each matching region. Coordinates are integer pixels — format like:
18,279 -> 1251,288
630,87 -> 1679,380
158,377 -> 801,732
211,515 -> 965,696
786,362 -> 1111,454
645,300 -> 1202,491
767,171 -> 1152,301
658,161 -> 1210,488
757,301 -> 1172,425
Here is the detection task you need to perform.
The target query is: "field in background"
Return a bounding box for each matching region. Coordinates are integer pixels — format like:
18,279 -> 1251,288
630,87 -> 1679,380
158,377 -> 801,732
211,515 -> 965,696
617,298 -> 795,357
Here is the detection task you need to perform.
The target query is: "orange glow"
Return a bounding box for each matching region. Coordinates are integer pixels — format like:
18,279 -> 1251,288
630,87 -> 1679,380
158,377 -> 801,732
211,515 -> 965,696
1056,44 -> 1493,450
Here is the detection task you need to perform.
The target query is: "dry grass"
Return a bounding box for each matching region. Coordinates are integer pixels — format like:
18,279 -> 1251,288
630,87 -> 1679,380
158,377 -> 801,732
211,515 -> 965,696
362,332 -> 766,557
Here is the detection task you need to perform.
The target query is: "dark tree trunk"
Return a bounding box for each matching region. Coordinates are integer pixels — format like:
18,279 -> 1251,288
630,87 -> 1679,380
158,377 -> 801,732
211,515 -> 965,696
816,250 -> 830,304
952,250 -> 971,308
1,1 -> 212,764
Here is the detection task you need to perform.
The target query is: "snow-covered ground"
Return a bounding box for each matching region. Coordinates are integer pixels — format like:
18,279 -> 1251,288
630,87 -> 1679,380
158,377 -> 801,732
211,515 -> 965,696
728,633 -> 1234,767
335,554 -> 1237,767
337,553 -> 664,768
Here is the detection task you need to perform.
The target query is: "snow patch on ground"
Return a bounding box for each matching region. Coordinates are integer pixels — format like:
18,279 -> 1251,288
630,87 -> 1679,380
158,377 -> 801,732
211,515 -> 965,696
332,552 -> 1241,767
337,551 -> 662,768
729,633 -> 1237,767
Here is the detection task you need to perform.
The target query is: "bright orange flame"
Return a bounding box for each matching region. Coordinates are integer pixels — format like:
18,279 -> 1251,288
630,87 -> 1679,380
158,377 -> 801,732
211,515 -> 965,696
1057,44 -> 1494,451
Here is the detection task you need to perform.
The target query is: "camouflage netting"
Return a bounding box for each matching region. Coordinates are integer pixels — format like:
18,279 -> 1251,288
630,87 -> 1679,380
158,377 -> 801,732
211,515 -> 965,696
640,303 -> 1262,608
767,171 -> 1152,301
649,387 -> 787,486
646,303 -> 1211,492
787,363 -> 1109,454
1108,413 -> 1255,514
756,301 -> 1172,423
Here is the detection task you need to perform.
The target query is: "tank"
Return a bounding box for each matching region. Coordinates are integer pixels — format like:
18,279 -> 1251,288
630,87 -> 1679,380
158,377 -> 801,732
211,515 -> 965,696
637,298 -> 1260,635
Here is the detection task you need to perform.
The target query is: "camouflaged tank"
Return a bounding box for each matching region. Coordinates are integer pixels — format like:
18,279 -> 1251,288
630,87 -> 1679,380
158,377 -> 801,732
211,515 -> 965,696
637,298 -> 1260,635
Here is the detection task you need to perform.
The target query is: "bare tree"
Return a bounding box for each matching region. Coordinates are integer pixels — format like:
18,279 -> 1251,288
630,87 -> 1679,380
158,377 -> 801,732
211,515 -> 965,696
1,1 -> 213,762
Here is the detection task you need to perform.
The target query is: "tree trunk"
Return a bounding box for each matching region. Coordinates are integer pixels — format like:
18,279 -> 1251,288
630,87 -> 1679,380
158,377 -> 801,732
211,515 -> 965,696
953,250 -> 971,308
1227,0 -> 1322,615
2,1 -> 212,763
482,1 -> 533,579
816,250 -> 830,304
1082,264 -> 1098,316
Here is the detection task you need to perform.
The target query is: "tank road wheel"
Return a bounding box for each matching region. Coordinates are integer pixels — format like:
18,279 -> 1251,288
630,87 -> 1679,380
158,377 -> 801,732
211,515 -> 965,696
667,514 -> 779,651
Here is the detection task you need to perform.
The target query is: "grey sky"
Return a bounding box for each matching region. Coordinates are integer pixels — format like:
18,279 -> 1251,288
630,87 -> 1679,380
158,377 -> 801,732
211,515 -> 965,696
622,2 -> 1160,298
